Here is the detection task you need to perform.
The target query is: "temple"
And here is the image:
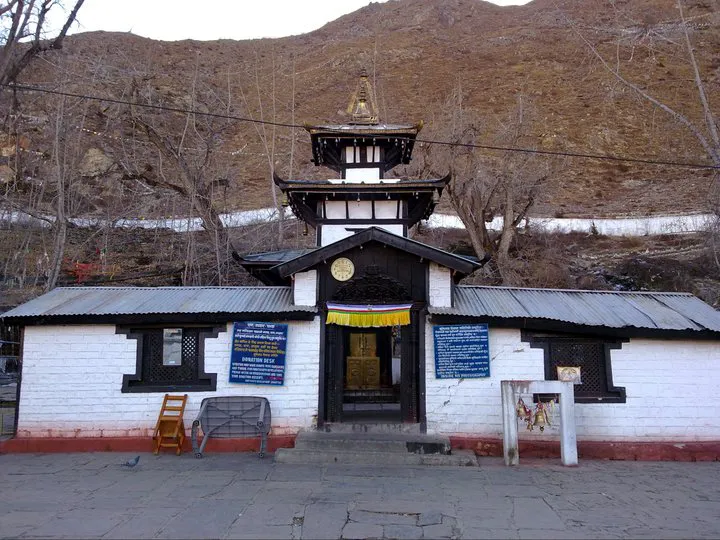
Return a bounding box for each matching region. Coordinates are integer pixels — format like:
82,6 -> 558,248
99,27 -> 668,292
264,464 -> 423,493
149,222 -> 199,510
240,69 -> 453,283
3,72 -> 720,460
240,70 -> 480,422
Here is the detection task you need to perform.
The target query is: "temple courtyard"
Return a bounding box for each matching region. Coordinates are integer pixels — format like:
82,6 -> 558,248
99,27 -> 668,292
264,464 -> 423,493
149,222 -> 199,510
0,452 -> 718,539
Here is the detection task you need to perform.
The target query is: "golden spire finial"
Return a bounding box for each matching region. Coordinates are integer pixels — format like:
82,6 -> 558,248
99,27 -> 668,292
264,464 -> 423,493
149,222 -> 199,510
348,69 -> 378,125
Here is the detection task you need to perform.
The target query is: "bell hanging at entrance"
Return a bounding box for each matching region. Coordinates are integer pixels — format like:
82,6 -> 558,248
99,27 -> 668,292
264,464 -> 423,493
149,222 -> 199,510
515,397 -> 529,419
533,405 -> 549,432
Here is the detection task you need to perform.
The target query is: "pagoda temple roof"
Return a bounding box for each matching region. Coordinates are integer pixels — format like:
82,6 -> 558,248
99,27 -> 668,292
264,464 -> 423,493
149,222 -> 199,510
237,227 -> 482,286
238,248 -> 318,285
303,70 -> 424,172
304,123 -> 422,173
273,227 -> 481,283
273,174 -> 449,192
273,173 -> 450,228
304,123 -> 421,136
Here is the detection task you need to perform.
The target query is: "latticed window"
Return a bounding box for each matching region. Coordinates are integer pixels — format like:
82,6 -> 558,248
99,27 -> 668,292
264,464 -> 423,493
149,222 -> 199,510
548,340 -> 608,398
120,326 -> 219,393
140,329 -> 202,386
525,333 -> 626,404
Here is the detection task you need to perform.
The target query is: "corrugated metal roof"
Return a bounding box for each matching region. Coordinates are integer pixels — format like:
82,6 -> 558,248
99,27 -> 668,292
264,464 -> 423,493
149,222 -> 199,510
1,286 -> 315,320
429,286 -> 720,333
240,248 -> 317,265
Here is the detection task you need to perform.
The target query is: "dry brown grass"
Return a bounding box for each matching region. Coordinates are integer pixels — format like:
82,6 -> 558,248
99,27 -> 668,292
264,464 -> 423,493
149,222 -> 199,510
4,0 -> 716,221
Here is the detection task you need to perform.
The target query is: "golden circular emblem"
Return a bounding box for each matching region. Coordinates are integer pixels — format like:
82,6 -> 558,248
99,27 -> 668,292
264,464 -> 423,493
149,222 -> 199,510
330,257 -> 355,281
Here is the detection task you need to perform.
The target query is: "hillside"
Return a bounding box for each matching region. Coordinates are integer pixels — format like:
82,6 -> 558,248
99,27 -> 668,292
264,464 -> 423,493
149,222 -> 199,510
0,0 -> 719,303
4,0 -> 718,216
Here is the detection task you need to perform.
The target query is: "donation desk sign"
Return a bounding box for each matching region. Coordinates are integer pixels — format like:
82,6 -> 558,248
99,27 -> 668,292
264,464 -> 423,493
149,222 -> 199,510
433,324 -> 490,379
229,322 -> 288,385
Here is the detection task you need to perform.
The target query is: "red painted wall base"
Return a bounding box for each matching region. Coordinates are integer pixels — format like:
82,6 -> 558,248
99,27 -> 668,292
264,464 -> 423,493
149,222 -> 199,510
450,437 -> 720,462
2,435 -> 719,461
0,435 -> 295,455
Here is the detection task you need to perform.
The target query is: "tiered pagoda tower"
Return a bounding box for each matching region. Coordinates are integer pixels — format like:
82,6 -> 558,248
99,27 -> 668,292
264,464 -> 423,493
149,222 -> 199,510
241,71 -> 451,283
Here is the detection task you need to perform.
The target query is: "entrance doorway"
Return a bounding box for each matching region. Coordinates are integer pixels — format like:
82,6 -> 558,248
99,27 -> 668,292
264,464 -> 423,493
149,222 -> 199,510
342,326 -> 401,421
324,311 -> 422,425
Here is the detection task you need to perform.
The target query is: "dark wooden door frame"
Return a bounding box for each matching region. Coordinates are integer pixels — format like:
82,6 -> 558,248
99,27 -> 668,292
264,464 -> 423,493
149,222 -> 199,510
319,308 -> 424,426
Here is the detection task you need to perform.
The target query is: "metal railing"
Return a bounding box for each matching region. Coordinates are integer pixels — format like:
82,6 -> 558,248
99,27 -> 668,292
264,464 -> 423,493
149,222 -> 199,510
0,401 -> 16,436
0,357 -> 18,437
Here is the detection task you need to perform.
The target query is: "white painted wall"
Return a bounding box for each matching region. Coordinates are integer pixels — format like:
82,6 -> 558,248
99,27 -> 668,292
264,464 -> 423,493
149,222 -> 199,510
326,201 -> 370,219
324,200 -> 398,220
344,168 -> 380,182
425,323 -> 720,442
17,319 -> 321,438
320,200 -> 404,245
425,327 -> 544,437
321,224 -> 404,246
19,319 -> 718,442
293,270 -> 317,306
428,263 -> 452,308
374,201 -> 400,219
343,146 -> 381,164
426,213 -> 712,237
597,338 -> 720,442
5,206 -> 708,236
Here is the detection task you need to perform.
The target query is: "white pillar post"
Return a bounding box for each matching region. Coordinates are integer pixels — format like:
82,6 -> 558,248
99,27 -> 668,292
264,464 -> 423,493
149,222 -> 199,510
501,380 -> 578,467
558,381 -> 578,466
501,380 -> 519,466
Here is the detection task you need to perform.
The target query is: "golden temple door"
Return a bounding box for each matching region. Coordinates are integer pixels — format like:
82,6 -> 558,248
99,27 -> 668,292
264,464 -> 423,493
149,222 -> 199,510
345,332 -> 380,389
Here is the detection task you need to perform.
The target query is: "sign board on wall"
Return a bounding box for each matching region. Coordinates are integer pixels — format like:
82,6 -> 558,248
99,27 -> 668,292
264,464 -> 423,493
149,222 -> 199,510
229,322 -> 288,385
433,324 -> 490,379
557,366 -> 582,384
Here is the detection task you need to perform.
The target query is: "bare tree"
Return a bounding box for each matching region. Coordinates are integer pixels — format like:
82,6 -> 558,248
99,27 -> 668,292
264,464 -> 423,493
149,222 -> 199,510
560,0 -> 718,169
237,49 -> 288,244
559,0 -> 719,270
0,1 -> 86,290
118,68 -> 241,285
411,85 -> 549,283
0,0 -> 85,87
0,47 -> 151,292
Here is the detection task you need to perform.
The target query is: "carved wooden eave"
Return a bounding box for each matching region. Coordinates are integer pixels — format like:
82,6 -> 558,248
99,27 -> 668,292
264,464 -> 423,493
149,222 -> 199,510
271,226 -> 481,283
273,173 -> 450,228
303,123 -> 423,174
332,269 -> 412,303
237,247 -> 318,286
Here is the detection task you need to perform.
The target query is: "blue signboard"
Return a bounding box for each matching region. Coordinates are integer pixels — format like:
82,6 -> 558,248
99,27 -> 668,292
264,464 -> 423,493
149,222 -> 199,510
433,324 -> 490,379
229,322 -> 288,385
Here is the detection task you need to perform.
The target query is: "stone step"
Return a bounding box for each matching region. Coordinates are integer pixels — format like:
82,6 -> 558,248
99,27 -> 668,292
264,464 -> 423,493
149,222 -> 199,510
295,436 -> 406,453
274,447 -> 478,467
293,430 -> 452,455
320,422 -> 422,434
275,429 -> 476,467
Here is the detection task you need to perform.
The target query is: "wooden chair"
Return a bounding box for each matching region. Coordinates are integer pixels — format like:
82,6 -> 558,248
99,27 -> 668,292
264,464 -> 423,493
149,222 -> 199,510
152,394 -> 188,455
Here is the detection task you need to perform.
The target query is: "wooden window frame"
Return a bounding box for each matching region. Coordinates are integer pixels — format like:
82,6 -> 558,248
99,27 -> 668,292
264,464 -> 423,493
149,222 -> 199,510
523,331 -> 626,404
119,325 -> 222,393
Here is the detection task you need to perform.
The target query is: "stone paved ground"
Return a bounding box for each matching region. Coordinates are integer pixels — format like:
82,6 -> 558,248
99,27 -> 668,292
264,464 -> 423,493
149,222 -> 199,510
1,452 -> 719,539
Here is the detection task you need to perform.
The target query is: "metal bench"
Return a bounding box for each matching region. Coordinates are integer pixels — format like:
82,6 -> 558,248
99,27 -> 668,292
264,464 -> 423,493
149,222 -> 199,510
191,396 -> 271,458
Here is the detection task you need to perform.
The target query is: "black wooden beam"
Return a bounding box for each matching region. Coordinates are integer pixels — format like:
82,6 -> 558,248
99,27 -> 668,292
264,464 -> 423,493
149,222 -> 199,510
9,311 -> 318,326
273,227 -> 480,278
